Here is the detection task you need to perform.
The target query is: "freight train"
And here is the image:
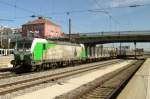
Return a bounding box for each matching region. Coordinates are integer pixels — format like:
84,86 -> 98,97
117,48 -> 144,58
11,38 -> 117,73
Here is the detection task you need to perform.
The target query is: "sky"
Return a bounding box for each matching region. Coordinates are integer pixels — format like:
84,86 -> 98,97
0,0 -> 150,50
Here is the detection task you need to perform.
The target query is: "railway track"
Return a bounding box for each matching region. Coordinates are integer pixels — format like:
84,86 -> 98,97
0,72 -> 16,79
56,60 -> 144,99
0,67 -> 16,79
0,60 -> 118,81
0,59 -> 123,96
0,59 -> 118,80
0,67 -> 12,72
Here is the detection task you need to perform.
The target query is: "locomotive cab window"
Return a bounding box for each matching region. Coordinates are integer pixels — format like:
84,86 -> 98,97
24,42 -> 32,49
16,41 -> 32,50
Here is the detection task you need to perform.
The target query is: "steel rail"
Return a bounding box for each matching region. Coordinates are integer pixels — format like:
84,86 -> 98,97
0,60 -> 123,95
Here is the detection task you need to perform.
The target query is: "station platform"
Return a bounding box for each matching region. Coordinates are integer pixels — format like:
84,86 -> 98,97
0,55 -> 13,68
13,60 -> 133,99
117,58 -> 150,99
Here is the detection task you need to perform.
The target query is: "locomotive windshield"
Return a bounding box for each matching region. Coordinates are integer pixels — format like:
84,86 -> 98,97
16,41 -> 32,50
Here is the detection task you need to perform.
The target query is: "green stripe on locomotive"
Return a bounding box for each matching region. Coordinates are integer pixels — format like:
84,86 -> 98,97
32,42 -> 56,61
79,48 -> 86,58
32,42 -> 86,61
32,43 -> 43,60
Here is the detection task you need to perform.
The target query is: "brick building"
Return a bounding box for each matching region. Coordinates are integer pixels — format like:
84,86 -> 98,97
22,17 -> 63,38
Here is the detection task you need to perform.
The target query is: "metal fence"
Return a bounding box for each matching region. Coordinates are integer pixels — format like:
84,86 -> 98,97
0,49 -> 14,56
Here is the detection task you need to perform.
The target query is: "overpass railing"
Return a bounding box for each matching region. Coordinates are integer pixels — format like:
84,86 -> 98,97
75,31 -> 150,37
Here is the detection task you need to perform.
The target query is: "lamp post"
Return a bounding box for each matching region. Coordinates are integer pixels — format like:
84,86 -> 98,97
0,31 -> 1,48
8,38 -> 10,55
119,32 -> 122,56
67,12 -> 71,41
134,42 -> 137,59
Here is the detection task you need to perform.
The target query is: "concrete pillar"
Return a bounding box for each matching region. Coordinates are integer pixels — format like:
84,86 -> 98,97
87,46 -> 90,57
84,45 -> 88,57
88,46 -> 90,57
95,47 -> 98,58
90,46 -> 93,57
119,43 -> 122,55
97,47 -> 100,57
93,46 -> 96,57
101,44 -> 103,56
134,42 -> 137,59
91,44 -> 96,57
84,44 -> 96,58
84,44 -> 91,57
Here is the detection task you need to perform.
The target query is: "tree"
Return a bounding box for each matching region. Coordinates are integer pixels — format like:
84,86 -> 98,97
1,27 -> 13,48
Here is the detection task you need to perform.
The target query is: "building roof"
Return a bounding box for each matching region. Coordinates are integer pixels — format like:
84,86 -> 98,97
23,17 -> 59,27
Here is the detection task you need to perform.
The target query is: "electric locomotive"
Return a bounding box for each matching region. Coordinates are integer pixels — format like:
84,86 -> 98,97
11,38 -> 86,73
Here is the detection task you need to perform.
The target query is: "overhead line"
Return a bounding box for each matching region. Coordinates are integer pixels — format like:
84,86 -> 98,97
47,3 -> 150,15
0,0 -> 39,15
0,19 -> 13,21
0,0 -> 149,16
92,0 -> 120,25
0,0 -> 149,15
0,0 -> 149,20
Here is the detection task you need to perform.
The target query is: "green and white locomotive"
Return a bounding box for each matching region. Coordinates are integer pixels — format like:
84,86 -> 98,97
11,38 -> 86,73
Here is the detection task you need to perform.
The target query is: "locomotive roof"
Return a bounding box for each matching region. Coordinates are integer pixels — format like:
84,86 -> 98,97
16,38 -> 82,46
29,38 -> 81,47
47,40 -> 81,46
